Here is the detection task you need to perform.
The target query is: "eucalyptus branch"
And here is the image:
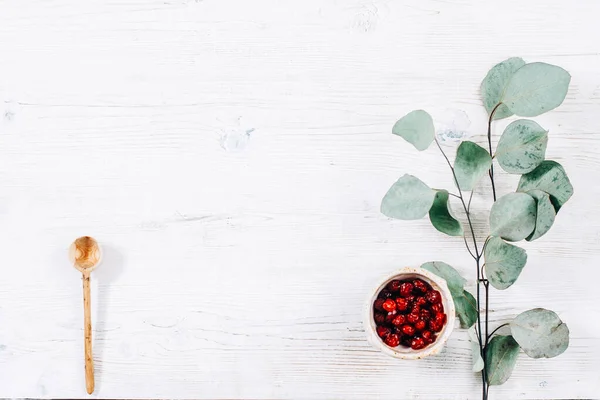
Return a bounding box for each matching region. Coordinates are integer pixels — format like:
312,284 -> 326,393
380,58 -> 573,400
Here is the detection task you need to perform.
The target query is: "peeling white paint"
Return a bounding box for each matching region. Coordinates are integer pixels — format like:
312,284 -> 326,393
435,108 -> 472,145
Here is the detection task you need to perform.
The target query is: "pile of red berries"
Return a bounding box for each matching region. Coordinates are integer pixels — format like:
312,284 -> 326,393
373,277 -> 447,350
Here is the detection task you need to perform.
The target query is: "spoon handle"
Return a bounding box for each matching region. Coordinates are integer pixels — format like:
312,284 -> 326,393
82,270 -> 95,394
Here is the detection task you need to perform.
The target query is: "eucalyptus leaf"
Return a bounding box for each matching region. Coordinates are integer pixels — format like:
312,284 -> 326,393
468,326 -> 484,372
489,192 -> 537,241
392,110 -> 435,151
454,141 -> 492,191
429,190 -> 464,237
454,290 -> 477,329
484,237 -> 527,290
496,119 -> 548,174
503,62 -> 571,117
480,57 -> 526,120
486,335 -> 520,386
420,261 -> 466,298
381,174 -> 436,220
510,308 -> 569,359
526,190 -> 556,241
517,160 -> 573,212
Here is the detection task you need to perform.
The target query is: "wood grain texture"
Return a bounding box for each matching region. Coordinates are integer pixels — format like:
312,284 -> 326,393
1,0 -> 600,398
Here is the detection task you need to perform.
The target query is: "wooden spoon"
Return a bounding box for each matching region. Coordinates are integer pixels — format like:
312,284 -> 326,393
69,236 -> 102,394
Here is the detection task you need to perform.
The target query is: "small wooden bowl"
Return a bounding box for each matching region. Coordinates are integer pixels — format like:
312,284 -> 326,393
364,267 -> 456,360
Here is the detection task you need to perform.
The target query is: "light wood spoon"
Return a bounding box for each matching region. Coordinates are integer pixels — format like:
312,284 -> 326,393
69,236 -> 102,394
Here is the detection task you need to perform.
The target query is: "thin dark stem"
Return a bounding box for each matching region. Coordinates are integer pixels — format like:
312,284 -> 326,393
435,138 -> 485,364
448,192 -> 461,199
434,139 -> 480,257
467,189 -> 474,213
487,323 -> 510,340
463,235 -> 477,261
487,103 -> 502,202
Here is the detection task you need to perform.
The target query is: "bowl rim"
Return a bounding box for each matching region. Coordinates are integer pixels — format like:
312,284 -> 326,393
364,266 -> 456,360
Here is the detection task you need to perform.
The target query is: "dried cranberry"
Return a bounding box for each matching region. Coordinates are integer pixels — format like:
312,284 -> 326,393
429,320 -> 442,333
374,299 -> 385,312
411,337 -> 426,350
382,299 -> 396,312
378,289 -> 394,299
415,296 -> 427,307
413,279 -> 429,293
384,333 -> 400,347
434,312 -> 447,326
392,314 -> 407,326
377,326 -> 391,339
420,309 -> 431,321
387,280 -> 401,292
374,312 -> 386,325
401,324 -> 416,336
385,311 -> 397,324
431,303 -> 444,314
415,320 -> 427,331
410,305 -> 421,315
407,313 -> 420,324
395,297 -> 410,312
422,330 -> 433,343
426,290 -> 441,304
399,282 -> 414,297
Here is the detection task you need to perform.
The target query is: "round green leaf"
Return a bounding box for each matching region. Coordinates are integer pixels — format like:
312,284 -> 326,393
510,308 -> 569,359
420,261 -> 466,298
526,190 -> 556,241
454,290 -> 477,329
428,190 -> 464,237
496,119 -> 548,174
489,192 -> 536,241
381,174 -> 436,220
484,237 -> 527,290
486,335 -> 520,386
454,141 -> 492,191
503,62 -> 571,117
517,160 -> 573,212
392,110 -> 435,151
480,57 -> 526,120
468,326 -> 484,372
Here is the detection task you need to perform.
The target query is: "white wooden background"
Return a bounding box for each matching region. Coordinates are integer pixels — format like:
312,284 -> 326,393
1,0 -> 599,398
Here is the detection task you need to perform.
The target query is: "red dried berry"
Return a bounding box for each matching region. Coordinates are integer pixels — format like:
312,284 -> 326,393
407,312 -> 420,324
374,299 -> 385,312
374,312 -> 386,325
399,282 -> 414,297
401,324 -> 416,336
377,326 -> 391,339
410,305 -> 421,315
384,333 -> 400,347
420,309 -> 431,321
411,337 -> 426,350
415,296 -> 427,307
387,280 -> 401,292
395,297 -> 410,312
422,330 -> 433,342
429,320 -> 443,333
385,311 -> 397,324
434,312 -> 447,326
415,320 -> 427,331
426,290 -> 441,304
382,299 -> 397,312
378,289 -> 394,299
431,303 -> 444,314
392,314 -> 407,326
413,279 -> 429,293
